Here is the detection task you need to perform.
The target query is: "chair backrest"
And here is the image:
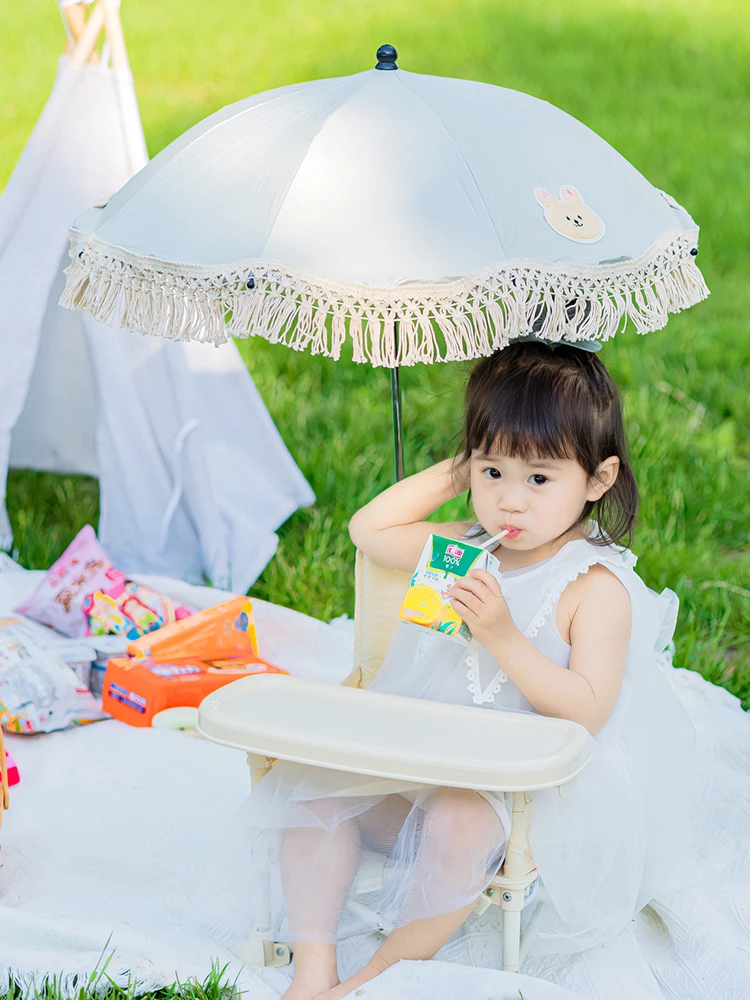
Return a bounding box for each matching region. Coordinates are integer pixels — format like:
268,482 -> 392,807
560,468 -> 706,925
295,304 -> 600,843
344,550 -> 411,690
251,550 -> 410,786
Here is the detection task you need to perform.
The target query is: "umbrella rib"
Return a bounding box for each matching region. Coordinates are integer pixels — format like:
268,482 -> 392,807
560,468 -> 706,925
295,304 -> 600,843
394,72 -> 508,260
100,76 -> 361,232
260,73 -> 376,258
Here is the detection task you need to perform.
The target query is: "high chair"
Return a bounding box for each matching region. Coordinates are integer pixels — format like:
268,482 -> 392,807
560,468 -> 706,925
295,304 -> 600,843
198,552 -> 593,973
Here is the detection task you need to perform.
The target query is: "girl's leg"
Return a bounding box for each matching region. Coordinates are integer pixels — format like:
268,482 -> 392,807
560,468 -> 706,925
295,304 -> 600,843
317,788 -> 506,1000
280,795 -> 414,1000
279,804 -> 362,1000
403,787 -> 506,915
280,942 -> 338,1000
318,901 -> 478,1000
358,793 -> 413,852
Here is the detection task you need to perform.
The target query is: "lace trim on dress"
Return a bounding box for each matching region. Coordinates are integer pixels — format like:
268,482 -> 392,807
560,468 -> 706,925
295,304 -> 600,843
522,548 -> 634,639
462,537 -> 635,701
465,641 -> 508,706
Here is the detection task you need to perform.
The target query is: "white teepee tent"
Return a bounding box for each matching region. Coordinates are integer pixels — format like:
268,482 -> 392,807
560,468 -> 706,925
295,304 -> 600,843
0,0 -> 314,592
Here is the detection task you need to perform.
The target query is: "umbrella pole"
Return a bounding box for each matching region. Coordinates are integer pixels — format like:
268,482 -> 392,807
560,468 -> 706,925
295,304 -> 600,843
390,320 -> 405,482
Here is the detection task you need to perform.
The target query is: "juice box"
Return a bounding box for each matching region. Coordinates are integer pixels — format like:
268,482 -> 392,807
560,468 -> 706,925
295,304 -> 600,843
398,534 -> 501,642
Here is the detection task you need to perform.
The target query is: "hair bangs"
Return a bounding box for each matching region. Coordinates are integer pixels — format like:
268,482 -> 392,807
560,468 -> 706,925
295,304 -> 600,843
464,364 -> 581,465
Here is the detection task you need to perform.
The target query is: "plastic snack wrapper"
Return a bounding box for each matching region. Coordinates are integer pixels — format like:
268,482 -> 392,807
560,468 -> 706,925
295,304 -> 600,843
127,596 -> 259,661
398,534 -> 502,642
0,616 -> 108,734
108,597 -> 288,727
15,525 -> 113,637
83,577 -> 192,640
4,751 -> 19,786
15,524 -> 193,641
103,654 -> 287,727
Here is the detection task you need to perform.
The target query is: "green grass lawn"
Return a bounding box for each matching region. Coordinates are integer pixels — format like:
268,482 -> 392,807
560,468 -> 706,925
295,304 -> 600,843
1,0 -> 748,709
0,3 -> 748,994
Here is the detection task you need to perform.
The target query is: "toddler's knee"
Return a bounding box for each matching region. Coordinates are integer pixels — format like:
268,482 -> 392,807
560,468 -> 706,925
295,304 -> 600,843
306,797 -> 346,829
425,789 -> 504,849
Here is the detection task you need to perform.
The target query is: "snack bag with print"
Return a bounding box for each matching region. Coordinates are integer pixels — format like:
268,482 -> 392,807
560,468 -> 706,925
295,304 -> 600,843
15,526 -> 113,637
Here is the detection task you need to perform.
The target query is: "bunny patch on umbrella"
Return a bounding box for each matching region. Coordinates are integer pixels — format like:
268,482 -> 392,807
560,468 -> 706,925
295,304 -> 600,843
534,185 -> 606,243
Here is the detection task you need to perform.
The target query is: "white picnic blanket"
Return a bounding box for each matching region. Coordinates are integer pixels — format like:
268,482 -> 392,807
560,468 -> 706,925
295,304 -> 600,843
1,562 -> 748,1000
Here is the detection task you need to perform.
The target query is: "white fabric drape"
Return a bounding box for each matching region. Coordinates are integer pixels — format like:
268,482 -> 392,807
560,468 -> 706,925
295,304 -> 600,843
0,56 -> 313,590
0,561 -> 748,999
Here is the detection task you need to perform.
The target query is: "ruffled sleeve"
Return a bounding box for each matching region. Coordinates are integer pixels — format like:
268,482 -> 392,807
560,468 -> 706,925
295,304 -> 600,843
652,586 -> 679,654
520,538 -> 636,640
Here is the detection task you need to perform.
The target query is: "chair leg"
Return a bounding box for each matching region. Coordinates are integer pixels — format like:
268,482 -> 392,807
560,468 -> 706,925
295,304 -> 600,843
247,751 -> 274,788
501,900 -> 522,974
264,941 -> 292,967
235,937 -> 292,967
235,936 -> 268,966
232,828 -> 292,970
494,792 -> 537,973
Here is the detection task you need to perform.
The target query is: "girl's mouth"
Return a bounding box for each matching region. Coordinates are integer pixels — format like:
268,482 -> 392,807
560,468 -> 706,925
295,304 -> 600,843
502,527 -> 522,540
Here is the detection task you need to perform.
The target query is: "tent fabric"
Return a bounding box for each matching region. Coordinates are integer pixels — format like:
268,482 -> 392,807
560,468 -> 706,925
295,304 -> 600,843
0,55 -> 313,591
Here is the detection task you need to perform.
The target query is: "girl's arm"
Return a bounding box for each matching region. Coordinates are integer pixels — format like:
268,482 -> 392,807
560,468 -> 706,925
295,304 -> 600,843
450,564 -> 631,734
349,459 -> 472,573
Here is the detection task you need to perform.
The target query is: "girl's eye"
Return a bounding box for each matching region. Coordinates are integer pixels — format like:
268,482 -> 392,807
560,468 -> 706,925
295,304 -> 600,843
483,468 -> 501,480
530,474 -> 548,485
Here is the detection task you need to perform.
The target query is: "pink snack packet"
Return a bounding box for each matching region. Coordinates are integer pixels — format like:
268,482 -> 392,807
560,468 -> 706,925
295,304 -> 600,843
83,576 -> 192,640
15,526 -> 114,638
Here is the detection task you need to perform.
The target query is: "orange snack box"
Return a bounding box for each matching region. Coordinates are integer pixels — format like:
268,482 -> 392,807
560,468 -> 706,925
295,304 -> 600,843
102,655 -> 286,727
128,597 -> 259,662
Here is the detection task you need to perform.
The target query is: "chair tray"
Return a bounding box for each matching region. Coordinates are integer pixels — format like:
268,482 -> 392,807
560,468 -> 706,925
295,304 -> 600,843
198,675 -> 593,792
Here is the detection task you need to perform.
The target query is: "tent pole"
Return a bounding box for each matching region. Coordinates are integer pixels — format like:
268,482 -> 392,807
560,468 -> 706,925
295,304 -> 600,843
70,3 -> 105,66
390,320 -> 405,482
101,0 -> 130,70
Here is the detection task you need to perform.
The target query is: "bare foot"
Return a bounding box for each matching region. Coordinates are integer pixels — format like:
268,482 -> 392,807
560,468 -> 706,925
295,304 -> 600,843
280,976 -> 340,1000
313,987 -> 350,1000
314,959 -> 388,1000
281,941 -> 340,1000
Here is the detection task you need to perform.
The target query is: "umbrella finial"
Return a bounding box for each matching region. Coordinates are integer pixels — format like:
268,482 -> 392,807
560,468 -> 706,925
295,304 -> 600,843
375,44 -> 398,70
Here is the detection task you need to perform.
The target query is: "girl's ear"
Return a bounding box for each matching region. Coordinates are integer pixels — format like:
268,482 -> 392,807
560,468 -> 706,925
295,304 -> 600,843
587,456 -> 620,501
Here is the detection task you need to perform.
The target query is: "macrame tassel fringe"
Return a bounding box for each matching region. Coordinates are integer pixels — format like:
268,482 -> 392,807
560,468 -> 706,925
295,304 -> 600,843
59,229 -> 709,368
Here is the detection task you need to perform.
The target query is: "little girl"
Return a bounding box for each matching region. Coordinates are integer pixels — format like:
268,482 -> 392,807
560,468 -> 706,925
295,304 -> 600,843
228,341 -> 695,1000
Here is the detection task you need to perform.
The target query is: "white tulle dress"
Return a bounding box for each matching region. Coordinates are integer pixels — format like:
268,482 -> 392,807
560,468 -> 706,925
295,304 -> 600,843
213,530 -> 696,955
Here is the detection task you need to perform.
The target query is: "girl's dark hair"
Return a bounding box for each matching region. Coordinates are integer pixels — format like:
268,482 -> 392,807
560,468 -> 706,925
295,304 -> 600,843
461,342 -> 638,547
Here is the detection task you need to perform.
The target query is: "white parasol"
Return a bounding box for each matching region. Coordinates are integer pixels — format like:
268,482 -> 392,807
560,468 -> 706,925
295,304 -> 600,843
61,44 -> 708,477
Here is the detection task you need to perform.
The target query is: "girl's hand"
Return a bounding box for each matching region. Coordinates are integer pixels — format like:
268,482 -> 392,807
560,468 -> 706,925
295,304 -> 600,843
449,570 -> 517,648
348,459 -> 474,574
451,455 -> 471,494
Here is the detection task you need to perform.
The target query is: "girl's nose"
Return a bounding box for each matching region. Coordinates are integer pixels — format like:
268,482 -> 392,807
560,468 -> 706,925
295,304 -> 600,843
499,491 -> 525,514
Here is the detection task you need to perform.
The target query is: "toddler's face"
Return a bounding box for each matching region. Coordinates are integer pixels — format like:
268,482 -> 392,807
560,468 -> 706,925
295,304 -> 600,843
469,449 -> 602,552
